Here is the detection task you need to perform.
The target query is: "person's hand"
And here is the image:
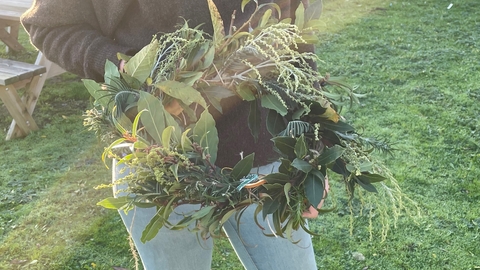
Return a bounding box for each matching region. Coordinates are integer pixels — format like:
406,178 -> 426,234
119,59 -> 126,73
302,176 -> 329,219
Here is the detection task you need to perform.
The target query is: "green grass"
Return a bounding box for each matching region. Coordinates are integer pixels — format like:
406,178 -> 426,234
1,0 -> 479,269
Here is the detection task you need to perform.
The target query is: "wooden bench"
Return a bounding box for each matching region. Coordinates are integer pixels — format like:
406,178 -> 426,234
0,0 -> 66,140
0,0 -> 33,53
0,58 -> 46,140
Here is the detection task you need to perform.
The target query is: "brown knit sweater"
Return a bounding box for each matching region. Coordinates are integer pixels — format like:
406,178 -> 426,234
21,0 -> 308,167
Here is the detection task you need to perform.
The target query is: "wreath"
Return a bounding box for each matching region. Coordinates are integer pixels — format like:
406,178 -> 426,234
83,0 -> 398,243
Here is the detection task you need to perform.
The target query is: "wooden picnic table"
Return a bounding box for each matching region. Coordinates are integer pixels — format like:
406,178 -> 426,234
0,0 -> 33,52
0,0 -> 65,140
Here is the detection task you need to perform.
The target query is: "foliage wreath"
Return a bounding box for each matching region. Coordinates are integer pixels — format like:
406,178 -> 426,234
84,0 -> 397,243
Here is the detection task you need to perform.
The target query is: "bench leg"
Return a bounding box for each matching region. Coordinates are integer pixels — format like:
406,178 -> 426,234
0,21 -> 24,53
1,77 -> 41,140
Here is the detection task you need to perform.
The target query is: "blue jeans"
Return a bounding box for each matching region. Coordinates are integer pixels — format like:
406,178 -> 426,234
112,160 -> 317,270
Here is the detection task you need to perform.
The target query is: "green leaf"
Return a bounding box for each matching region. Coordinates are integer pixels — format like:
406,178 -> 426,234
266,109 -> 286,136
278,159 -> 292,174
294,134 -> 308,158
359,162 -> 374,173
124,39 -> 158,83
236,82 -> 256,101
193,110 -> 219,164
292,107 -> 308,120
294,2 -> 305,30
241,0 -> 251,12
156,80 -> 207,108
141,208 -> 167,243
191,205 -> 215,219
180,128 -> 194,152
120,72 -> 142,89
259,9 -> 272,27
96,197 -> 131,210
262,197 -> 280,220
261,94 -> 288,116
291,158 -> 312,173
318,120 -> 355,133
271,136 -> 296,160
104,60 -> 120,85
207,0 -> 225,48
202,86 -> 235,114
304,0 -> 323,22
316,145 -> 345,165
137,92 -> 166,144
202,45 -> 215,69
355,176 -> 378,193
162,126 -> 175,147
304,170 -> 325,208
358,173 -> 387,183
248,100 -> 260,142
231,153 -> 255,180
186,43 -> 208,69
284,182 -> 292,205
261,173 -> 290,184
170,163 -> 179,181
83,79 -> 111,109
179,71 -> 204,86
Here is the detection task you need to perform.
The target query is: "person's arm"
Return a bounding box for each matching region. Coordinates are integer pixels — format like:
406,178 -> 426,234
21,0 -> 135,81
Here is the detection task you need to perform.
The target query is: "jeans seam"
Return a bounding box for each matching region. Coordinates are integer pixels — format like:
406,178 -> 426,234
223,220 -> 259,270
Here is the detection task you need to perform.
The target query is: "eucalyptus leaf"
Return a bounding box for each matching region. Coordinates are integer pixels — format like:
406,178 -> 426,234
231,153 -> 255,180
193,110 -> 219,164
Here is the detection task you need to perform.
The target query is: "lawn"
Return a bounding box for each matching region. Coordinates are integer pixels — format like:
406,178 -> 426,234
1,0 -> 479,269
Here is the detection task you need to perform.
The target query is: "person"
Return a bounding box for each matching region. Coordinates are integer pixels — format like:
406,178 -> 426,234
21,1 -> 329,269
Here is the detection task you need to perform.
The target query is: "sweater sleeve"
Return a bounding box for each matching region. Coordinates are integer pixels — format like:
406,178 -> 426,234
21,0 -> 135,81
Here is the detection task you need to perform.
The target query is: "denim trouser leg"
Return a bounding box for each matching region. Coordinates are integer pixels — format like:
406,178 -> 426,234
112,160 -> 317,270
223,162 -> 317,270
112,160 -> 213,270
